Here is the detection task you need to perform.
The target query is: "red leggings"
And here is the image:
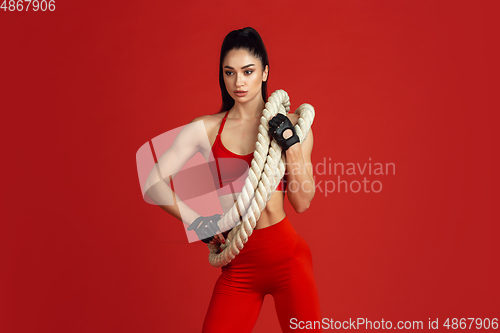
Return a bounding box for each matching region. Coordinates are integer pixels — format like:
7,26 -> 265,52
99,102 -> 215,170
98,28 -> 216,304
202,216 -> 322,332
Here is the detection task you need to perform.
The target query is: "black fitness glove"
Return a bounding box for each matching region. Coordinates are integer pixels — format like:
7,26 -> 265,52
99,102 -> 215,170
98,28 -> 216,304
268,114 -> 300,151
187,214 -> 222,243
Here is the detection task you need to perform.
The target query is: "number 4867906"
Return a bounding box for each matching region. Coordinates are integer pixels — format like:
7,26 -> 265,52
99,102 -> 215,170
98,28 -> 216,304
1,0 -> 56,11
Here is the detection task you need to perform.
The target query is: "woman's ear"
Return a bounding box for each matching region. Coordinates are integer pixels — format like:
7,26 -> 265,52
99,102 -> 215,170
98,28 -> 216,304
263,65 -> 269,82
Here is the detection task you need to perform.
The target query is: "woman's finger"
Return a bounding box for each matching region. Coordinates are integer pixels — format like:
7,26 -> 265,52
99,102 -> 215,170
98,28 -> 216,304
214,233 -> 225,244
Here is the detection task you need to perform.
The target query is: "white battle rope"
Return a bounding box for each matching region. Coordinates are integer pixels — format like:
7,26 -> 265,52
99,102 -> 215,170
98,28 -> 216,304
207,89 -> 315,267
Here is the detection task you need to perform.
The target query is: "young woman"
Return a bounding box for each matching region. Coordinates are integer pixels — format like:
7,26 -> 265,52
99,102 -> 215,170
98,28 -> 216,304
147,27 -> 321,332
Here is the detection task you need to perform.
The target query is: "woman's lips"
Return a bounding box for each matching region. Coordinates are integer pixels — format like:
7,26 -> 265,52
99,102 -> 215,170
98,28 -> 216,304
234,91 -> 248,97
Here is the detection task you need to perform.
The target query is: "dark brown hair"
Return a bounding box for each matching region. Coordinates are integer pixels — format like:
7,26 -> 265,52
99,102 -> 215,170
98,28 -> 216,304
218,27 -> 270,113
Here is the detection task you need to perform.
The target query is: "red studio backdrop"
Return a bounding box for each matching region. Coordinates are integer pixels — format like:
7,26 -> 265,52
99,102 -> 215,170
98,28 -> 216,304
1,1 -> 498,332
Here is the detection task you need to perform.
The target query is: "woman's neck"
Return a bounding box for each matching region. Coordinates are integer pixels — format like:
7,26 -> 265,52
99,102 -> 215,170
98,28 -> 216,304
229,97 -> 265,120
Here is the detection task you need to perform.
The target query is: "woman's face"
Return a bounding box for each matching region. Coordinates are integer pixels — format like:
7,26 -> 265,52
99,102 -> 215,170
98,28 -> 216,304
222,48 -> 268,105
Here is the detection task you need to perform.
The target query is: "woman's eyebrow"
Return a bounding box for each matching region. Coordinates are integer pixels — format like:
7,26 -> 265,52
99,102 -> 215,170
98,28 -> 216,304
223,64 -> 256,69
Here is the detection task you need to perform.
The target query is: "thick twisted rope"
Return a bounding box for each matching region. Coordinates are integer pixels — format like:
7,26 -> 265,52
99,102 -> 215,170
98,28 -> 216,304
207,89 -> 315,267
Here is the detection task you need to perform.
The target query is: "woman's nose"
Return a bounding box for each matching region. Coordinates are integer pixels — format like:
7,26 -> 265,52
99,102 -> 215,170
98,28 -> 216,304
236,73 -> 244,87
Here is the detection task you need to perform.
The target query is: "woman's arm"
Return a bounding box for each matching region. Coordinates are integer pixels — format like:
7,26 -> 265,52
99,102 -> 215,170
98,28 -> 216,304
145,175 -> 200,225
144,116 -> 211,227
285,127 -> 315,213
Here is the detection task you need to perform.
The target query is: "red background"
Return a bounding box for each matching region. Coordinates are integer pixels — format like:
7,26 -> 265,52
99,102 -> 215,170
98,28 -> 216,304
1,1 -> 498,332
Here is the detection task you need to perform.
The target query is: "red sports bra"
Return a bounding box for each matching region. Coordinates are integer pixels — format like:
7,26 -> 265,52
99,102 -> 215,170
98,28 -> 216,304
210,111 -> 287,194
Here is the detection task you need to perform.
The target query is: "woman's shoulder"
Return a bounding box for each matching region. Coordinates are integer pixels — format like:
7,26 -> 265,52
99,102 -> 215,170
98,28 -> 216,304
286,112 -> 300,126
190,111 -> 228,127
286,112 -> 314,137
189,112 -> 229,139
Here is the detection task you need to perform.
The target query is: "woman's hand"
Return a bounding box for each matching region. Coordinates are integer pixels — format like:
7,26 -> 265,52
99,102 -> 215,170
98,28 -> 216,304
210,232 -> 226,245
187,214 -> 223,244
268,114 -> 300,151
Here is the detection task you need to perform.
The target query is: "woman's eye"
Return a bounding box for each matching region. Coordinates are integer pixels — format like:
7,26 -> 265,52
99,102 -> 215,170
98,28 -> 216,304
245,70 -> 253,75
225,71 -> 233,76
